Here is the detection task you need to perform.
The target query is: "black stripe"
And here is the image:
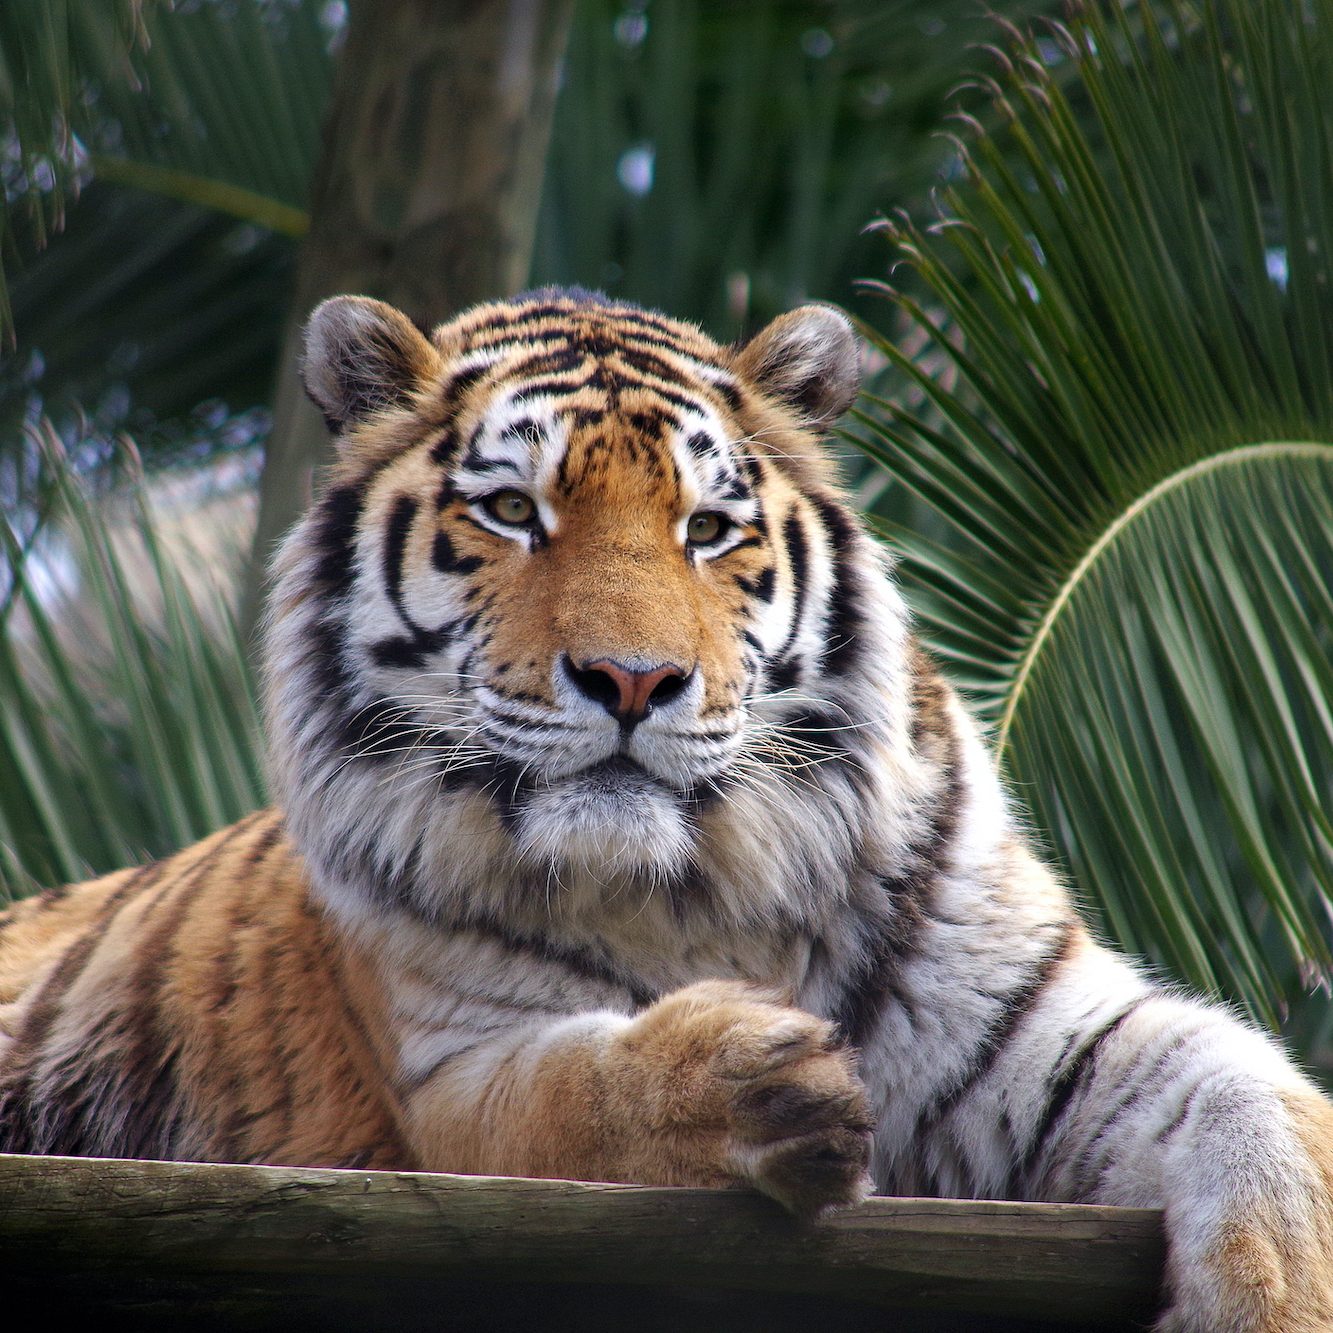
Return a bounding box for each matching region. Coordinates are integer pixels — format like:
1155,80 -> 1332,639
767,659 -> 800,693
770,512 -> 810,678
296,483 -> 441,764
211,818 -> 285,1016
244,815 -> 285,868
828,901 -> 921,1049
501,417 -> 544,447
831,740 -> 965,1047
1073,1023 -> 1205,1197
0,858 -> 168,1077
1019,996 -> 1153,1184
709,378 -> 744,413
508,299 -> 709,359
811,496 -> 863,676
448,910 -> 656,1009
431,530 -> 484,576
366,496 -> 473,671
310,484 -> 365,594
778,710 -> 855,768
369,628 -> 453,670
498,296 -> 700,342
326,832 -> 424,916
485,757 -> 534,831
626,408 -> 678,435
509,345 -> 587,381
641,383 -> 715,417
724,535 -> 764,555
932,920 -> 1077,1117
1154,1083 -> 1201,1144
426,425 -> 459,465
383,495 -> 417,614
0,819 -> 264,1157
439,361 -> 489,410
607,342 -> 692,387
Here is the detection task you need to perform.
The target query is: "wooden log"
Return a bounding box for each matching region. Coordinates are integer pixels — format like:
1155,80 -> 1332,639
0,1153 -> 1164,1329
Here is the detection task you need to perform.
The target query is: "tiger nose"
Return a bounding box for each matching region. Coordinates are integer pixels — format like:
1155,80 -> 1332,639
562,655 -> 690,726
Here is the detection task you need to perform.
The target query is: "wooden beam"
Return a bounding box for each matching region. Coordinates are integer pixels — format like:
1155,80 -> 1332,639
0,1153 -> 1164,1329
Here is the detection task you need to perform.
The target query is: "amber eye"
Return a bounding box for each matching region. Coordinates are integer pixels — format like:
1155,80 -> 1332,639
482,490 -> 536,526
686,512 -> 729,545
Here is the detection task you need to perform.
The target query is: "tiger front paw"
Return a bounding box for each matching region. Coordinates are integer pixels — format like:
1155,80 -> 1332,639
614,979 -> 873,1216
1155,1088 -> 1333,1333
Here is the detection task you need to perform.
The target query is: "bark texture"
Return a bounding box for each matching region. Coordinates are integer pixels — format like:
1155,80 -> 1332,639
0,1153 -> 1165,1329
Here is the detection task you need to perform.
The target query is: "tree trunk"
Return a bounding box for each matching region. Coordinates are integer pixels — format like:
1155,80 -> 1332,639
243,0 -> 575,636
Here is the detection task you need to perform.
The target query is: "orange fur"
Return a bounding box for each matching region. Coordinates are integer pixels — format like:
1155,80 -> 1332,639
404,979 -> 872,1212
0,815 -> 405,1168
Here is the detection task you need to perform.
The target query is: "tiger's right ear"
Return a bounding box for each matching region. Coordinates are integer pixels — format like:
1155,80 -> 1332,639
301,296 -> 442,433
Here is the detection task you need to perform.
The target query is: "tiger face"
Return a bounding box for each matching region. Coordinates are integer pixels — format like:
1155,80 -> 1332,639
268,290 -> 907,929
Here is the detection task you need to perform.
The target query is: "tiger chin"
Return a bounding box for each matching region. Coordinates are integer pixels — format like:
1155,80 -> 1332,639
1,288 -> 1330,1331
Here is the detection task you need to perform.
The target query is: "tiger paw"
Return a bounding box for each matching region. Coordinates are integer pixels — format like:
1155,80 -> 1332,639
1152,1087 -> 1333,1333
613,979 -> 874,1216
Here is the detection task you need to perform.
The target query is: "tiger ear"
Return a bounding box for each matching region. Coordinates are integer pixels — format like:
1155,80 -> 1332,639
735,305 -> 860,430
302,295 -> 442,433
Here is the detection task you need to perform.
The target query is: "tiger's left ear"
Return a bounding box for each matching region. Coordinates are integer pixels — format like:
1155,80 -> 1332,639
735,305 -> 860,430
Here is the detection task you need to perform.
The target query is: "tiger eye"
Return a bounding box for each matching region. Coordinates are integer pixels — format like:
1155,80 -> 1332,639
687,512 -> 726,544
484,490 -> 536,526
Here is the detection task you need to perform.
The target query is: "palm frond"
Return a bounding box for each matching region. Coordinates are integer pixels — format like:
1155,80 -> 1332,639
536,0 -> 1055,338
0,423 -> 263,894
0,0 -> 331,340
5,1 -> 1053,458
2,181 -> 294,436
850,0 -> 1333,1033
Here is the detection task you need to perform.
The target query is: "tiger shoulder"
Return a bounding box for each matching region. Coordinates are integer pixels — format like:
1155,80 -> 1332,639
1,288 -> 1329,1333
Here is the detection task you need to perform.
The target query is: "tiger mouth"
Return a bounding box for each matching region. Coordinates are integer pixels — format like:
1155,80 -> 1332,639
571,755 -> 659,793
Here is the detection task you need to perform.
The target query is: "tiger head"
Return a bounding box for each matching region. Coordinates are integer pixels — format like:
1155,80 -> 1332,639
266,290 -> 917,938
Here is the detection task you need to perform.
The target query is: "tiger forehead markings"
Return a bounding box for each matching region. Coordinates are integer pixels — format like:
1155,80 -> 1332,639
416,307 -> 769,719
2,288 -> 1331,1333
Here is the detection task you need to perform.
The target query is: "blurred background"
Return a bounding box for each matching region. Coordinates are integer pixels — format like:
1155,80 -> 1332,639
2,0 -> 1331,1079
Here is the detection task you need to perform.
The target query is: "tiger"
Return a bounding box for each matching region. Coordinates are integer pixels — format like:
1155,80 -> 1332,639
0,288 -> 1330,1331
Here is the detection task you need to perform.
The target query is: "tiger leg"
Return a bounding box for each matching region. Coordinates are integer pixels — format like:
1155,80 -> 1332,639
403,979 -> 873,1216
1024,989 -> 1333,1333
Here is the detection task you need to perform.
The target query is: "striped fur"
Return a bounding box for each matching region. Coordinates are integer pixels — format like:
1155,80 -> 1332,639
1,289 -> 1329,1330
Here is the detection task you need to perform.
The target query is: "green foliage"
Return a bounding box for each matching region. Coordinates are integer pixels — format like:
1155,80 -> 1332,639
1,1 -> 1037,446
0,0 -> 147,330
853,0 -> 1333,1038
536,0 -> 1044,338
1,0 -> 326,432
0,427 -> 264,896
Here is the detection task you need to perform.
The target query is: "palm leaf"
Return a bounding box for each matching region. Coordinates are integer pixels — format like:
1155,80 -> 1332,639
1,181 -> 294,435
850,0 -> 1333,1038
0,423 -> 264,895
0,0 -> 327,343
4,1 -> 1054,458
536,0 -> 1056,338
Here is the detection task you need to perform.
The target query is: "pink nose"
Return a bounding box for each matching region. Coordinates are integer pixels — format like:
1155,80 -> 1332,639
563,656 -> 690,725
